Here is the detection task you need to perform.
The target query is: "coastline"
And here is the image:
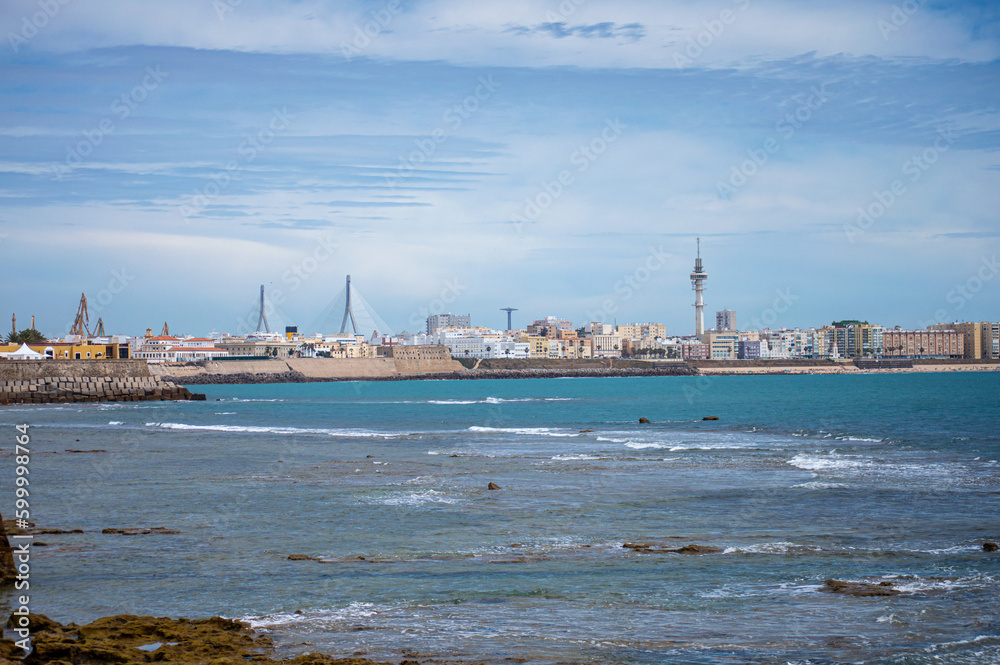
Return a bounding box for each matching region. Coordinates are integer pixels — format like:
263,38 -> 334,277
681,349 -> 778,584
155,358 -> 1000,385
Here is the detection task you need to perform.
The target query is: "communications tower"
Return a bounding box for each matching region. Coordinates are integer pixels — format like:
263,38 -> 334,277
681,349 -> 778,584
690,238 -> 708,336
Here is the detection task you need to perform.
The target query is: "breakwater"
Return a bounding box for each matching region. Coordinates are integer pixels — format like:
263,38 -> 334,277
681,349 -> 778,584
0,376 -> 204,404
0,360 -> 205,404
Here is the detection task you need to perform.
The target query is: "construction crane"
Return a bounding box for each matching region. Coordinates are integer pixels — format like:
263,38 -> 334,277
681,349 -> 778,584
160,322 -> 170,337
69,293 -> 91,337
93,318 -> 106,337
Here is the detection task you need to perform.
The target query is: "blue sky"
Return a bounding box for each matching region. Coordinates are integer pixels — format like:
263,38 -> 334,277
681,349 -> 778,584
1,0 -> 998,338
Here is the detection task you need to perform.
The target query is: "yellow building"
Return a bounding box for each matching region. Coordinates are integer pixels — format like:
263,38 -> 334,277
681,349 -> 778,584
520,335 -> 551,358
0,341 -> 123,359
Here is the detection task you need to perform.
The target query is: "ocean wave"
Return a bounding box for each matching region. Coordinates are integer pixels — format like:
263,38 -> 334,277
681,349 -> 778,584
835,435 -> 884,443
790,481 -> 849,489
144,422 -> 403,438
551,454 -> 601,461
108,421 -> 124,425
723,541 -> 822,555
467,426 -> 578,438
427,397 -> 545,405
596,436 -> 632,443
624,442 -> 666,449
242,602 -> 383,629
374,490 -> 457,506
229,398 -> 286,402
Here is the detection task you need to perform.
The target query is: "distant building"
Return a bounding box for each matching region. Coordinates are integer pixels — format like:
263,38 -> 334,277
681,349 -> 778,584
701,332 -> 739,359
427,313 -> 471,334
591,333 -> 623,358
882,329 -> 964,359
831,320 -> 884,358
527,316 -> 574,337
616,323 -> 667,340
716,310 -> 737,332
932,322 -> 1000,360
738,340 -> 761,360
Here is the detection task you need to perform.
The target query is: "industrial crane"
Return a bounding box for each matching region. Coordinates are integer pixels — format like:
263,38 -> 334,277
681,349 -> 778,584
69,293 -> 91,337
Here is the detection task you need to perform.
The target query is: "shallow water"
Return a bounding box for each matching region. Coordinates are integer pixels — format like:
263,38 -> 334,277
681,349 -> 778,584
2,373 -> 998,664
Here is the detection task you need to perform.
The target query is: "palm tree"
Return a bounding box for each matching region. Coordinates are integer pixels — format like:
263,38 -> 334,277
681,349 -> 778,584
6,329 -> 46,344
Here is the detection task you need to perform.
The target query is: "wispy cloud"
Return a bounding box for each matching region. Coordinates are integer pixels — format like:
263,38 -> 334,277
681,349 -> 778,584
506,21 -> 646,43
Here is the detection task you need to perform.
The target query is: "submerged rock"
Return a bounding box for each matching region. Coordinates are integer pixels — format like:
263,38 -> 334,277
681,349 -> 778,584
702,416 -> 719,421
487,482 -> 502,490
638,417 -> 651,424
103,527 -> 181,536
984,542 -> 998,552
622,542 -> 722,554
822,579 -> 900,597
287,554 -> 320,561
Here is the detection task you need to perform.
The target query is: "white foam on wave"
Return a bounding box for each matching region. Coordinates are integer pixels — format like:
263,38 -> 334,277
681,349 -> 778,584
791,481 -> 849,489
723,541 -> 822,555
145,422 -> 403,438
788,453 -> 957,481
882,573 -> 996,593
624,442 -> 666,450
788,453 -> 868,472
242,602 -> 382,629
467,426 -> 578,438
229,398 -> 286,402
427,397 -> 541,405
835,436 -> 884,443
376,490 -> 456,506
597,436 -> 631,444
108,421 -> 124,425
551,454 -> 601,461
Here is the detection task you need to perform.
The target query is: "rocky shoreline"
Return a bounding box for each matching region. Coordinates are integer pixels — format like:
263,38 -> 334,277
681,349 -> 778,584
0,613 -> 390,665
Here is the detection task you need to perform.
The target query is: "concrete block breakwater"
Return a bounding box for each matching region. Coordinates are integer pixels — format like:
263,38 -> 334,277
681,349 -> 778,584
0,376 -> 205,404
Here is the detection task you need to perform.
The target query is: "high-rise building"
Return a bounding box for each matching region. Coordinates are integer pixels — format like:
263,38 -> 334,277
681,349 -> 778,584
716,310 -> 737,332
426,313 -> 471,334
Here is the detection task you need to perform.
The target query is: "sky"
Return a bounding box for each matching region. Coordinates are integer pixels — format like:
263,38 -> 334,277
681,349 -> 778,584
1,0 -> 999,338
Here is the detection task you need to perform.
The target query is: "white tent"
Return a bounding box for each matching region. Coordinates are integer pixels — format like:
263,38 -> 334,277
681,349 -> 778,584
0,343 -> 45,360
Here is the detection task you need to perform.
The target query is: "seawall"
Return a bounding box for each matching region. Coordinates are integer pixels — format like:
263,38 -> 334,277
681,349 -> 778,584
0,359 -> 204,404
151,356 -> 466,384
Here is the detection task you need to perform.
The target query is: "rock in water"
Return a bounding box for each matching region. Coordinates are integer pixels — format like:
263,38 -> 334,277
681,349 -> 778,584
487,482 -> 502,490
638,417 -> 651,424
822,579 -> 900,597
674,544 -> 723,554
0,512 -> 15,585
984,542 -> 999,552
702,416 -> 719,421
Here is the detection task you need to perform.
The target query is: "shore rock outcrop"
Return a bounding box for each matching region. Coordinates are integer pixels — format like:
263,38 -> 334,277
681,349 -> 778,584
0,613 -> 391,664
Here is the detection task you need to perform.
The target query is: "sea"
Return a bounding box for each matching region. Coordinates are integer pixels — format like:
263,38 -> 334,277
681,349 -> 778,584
1,372 -> 998,664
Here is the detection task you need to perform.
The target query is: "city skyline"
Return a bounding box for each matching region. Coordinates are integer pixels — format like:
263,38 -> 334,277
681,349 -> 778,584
1,1 -> 999,335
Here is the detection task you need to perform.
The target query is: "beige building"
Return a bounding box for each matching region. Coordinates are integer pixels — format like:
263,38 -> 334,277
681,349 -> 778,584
520,335 -> 551,358
941,322 -> 1000,360
617,323 -> 667,340
217,338 -> 297,358
882,329 -> 963,358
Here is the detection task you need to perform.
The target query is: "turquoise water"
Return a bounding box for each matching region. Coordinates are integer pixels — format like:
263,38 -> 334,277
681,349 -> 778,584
2,373 -> 999,664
